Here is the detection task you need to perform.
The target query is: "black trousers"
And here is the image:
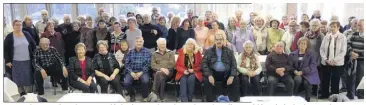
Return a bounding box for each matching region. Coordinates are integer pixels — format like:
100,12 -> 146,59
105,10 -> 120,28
35,61 -> 68,95
239,74 -> 261,96
203,71 -> 240,102
321,65 -> 343,97
70,80 -> 98,93
267,75 -> 294,96
152,71 -> 172,100
96,74 -> 122,95
294,75 -> 312,102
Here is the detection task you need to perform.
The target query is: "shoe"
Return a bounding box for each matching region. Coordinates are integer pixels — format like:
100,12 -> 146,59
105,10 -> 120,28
62,90 -> 68,94
20,92 -> 26,96
318,95 -> 329,99
188,99 -> 192,102
160,99 -> 165,102
129,95 -> 136,102
141,98 -> 148,102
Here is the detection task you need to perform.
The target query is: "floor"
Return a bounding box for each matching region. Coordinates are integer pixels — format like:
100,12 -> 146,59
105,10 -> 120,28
5,78 -> 364,102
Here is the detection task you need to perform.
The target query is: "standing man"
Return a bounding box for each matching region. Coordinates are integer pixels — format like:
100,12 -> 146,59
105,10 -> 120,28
140,14 -> 162,51
35,9 -> 49,37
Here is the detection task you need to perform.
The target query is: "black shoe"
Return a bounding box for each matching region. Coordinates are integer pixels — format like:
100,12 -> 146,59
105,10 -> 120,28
318,95 -> 329,99
130,95 -> 136,102
20,92 -> 26,96
188,99 -> 192,102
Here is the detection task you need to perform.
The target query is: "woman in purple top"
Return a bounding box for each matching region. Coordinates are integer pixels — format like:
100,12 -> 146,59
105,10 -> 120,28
232,21 -> 254,53
289,37 -> 320,102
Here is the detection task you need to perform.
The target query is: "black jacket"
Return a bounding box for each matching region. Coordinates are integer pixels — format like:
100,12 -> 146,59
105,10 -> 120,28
22,23 -> 40,45
167,28 -> 178,51
68,56 -> 95,81
176,28 -> 195,50
139,23 -> 162,49
92,53 -> 120,76
201,46 -> 238,77
64,31 -> 81,65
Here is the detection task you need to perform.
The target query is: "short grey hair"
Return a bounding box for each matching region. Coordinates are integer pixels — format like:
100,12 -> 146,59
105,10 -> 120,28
136,36 -> 144,42
40,38 -> 50,44
297,37 -> 310,50
74,43 -> 86,52
41,9 -> 48,14
156,38 -> 167,44
96,40 -> 109,49
310,19 -> 321,28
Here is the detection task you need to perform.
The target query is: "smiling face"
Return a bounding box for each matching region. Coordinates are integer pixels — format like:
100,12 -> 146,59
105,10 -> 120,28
244,43 -> 253,54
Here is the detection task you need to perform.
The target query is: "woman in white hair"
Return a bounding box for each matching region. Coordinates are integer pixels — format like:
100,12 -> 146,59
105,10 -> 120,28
237,40 -> 262,96
225,17 -> 238,43
251,16 -> 268,55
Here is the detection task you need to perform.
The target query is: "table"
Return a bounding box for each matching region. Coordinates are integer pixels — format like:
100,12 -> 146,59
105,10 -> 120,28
57,93 -> 126,102
240,96 -> 307,103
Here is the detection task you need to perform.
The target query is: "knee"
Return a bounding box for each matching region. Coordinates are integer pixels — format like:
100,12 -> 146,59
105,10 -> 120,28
287,78 -> 295,86
267,76 -> 277,85
294,76 -> 302,84
141,77 -> 150,84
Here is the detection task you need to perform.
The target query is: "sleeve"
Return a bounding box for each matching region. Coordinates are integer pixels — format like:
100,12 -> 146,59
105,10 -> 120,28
319,35 -> 328,64
302,53 -> 318,75
265,54 -> 277,71
68,58 -> 78,81
236,54 -> 248,74
193,52 -> 202,72
52,48 -> 65,67
284,55 -> 294,72
174,29 -> 180,50
32,49 -> 42,71
333,36 -> 348,62
151,53 -> 161,72
254,55 -> 263,75
190,29 -> 196,39
229,50 -> 238,76
4,35 -> 11,63
201,50 -> 212,77
112,55 -> 120,70
176,51 -> 187,74
142,51 -> 151,73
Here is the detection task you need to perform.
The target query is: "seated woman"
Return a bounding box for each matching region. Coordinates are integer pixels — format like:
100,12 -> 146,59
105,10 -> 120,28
290,37 -> 320,102
68,43 -> 97,93
93,40 -> 122,95
237,41 -> 262,96
175,38 -> 203,102
115,40 -> 129,73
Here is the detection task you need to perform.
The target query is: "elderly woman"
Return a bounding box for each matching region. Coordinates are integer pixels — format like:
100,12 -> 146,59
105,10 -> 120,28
135,14 -> 144,27
41,21 -> 65,59
175,38 -> 203,102
119,15 -> 128,32
125,17 -> 142,50
267,19 -> 284,53
291,21 -> 310,51
205,21 -> 227,50
114,40 -> 129,71
167,17 -> 181,51
301,14 -> 310,22
81,16 -> 98,58
232,21 -> 254,53
195,18 -> 209,48
93,40 -> 122,95
225,17 -> 238,43
68,43 -> 97,93
319,21 -> 347,99
77,16 -> 86,27
282,20 -> 297,52
252,16 -> 268,55
290,37 -> 320,102
237,41 -> 262,96
110,22 -> 127,54
64,21 -> 81,65
22,16 -> 39,45
176,19 -> 196,51
4,20 -> 36,96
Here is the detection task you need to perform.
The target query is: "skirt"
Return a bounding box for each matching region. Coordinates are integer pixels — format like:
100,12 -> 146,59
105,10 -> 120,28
12,60 -> 33,87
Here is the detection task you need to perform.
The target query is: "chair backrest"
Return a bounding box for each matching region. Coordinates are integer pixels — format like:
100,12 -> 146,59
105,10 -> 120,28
4,77 -> 19,102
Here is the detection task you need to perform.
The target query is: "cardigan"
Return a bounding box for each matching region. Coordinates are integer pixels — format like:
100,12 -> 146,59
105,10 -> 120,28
289,50 -> 320,85
68,57 -> 95,81
175,49 -> 203,82
320,32 -> 347,66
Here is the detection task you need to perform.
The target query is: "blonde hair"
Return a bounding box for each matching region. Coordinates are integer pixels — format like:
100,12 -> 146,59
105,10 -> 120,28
183,38 -> 202,54
171,17 -> 181,28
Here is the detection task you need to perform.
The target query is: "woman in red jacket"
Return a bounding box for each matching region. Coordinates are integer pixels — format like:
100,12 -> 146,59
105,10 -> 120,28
175,38 -> 203,102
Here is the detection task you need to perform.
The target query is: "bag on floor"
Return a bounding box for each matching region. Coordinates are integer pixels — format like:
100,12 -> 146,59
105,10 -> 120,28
146,92 -> 158,102
328,94 -> 350,102
17,93 -> 47,102
217,95 -> 230,102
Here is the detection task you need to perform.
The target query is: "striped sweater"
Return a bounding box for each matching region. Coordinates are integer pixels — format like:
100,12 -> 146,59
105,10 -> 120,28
347,32 -> 364,59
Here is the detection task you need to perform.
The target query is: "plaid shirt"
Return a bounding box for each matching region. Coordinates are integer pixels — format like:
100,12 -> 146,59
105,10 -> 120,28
124,47 -> 151,73
32,47 -> 64,71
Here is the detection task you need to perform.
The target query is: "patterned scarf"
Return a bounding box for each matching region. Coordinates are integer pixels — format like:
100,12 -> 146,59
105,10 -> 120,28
305,30 -> 321,39
240,52 -> 258,71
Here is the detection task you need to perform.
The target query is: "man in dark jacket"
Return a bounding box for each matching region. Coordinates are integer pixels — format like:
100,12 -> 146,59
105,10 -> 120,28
201,34 -> 240,102
55,14 -> 73,41
265,42 -> 294,96
139,14 -> 162,50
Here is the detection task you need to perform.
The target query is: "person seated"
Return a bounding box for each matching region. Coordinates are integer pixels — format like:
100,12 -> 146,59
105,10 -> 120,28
290,37 -> 320,102
68,43 -> 98,93
201,34 -> 240,102
175,38 -> 203,102
93,40 -> 122,95
265,42 -> 294,96
114,40 -> 129,74
237,41 -> 262,96
33,38 -> 68,95
151,38 -> 176,102
124,36 -> 152,102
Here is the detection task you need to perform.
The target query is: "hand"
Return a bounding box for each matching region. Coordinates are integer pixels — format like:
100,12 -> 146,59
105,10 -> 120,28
161,68 -> 170,76
6,63 -> 12,68
152,29 -> 157,35
104,75 -> 111,81
208,76 -> 215,86
137,72 -> 143,77
276,68 -> 283,75
227,76 -> 234,85
184,70 -> 189,75
40,69 -> 48,80
351,52 -> 359,60
188,69 -> 194,73
86,78 -> 92,86
110,74 -> 116,80
294,70 -> 298,75
279,72 -> 285,77
62,67 -> 68,78
80,80 -> 88,86
247,71 -> 254,77
297,71 -> 303,76
326,60 -> 333,66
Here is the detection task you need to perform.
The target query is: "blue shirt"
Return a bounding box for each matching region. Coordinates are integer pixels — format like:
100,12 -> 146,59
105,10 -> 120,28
214,48 -> 227,72
124,47 -> 152,73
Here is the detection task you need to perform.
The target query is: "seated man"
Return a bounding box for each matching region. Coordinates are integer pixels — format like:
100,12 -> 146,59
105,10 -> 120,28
265,42 -> 294,96
33,38 -> 68,95
201,34 -> 240,102
151,38 -> 176,102
124,36 -> 152,102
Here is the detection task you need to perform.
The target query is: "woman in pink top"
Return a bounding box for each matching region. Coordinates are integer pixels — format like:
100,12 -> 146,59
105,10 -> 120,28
194,18 -> 209,48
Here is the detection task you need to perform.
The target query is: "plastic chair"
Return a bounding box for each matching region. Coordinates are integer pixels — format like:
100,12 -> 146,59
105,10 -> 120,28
4,77 -> 19,102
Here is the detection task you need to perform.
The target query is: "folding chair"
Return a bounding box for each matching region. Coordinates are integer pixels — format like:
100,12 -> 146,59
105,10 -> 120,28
4,77 -> 18,102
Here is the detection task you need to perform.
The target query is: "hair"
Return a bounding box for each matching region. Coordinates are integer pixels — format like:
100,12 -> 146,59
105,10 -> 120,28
74,43 -> 86,53
254,16 -> 265,24
183,38 -> 201,54
86,15 -> 92,21
242,40 -> 256,54
300,21 -> 310,28
63,14 -> 71,20
205,11 -> 212,14
72,20 -> 81,27
44,21 -> 55,32
23,16 -> 32,25
127,17 -> 137,25
40,37 -> 50,44
171,17 -> 181,28
156,38 -> 167,45
269,19 -> 280,27
142,14 -> 150,20
158,16 -> 166,21
297,37 -> 310,51
228,17 -> 237,30
235,10 -> 243,15
109,17 -> 117,23
302,14 -> 309,19
320,20 -> 328,26
77,16 -> 85,21
329,21 -> 341,27
96,40 -> 109,49
97,19 -> 106,27
289,20 -> 297,26
127,12 -> 135,16
192,16 -> 199,19
182,19 -> 190,27
359,19 -> 364,23
41,9 -> 48,14
348,16 -> 356,22
12,20 -> 22,26
119,40 -> 129,51
310,19 -> 321,28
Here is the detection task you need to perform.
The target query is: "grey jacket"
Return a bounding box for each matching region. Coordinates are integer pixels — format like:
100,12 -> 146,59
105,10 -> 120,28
320,32 -> 347,66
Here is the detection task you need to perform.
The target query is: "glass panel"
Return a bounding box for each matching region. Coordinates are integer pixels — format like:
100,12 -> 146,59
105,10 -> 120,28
51,4 -> 72,24
26,4 -> 46,24
78,4 -> 97,19
4,4 -> 12,24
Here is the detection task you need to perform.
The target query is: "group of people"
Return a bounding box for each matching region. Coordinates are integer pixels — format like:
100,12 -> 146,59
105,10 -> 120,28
3,7 -> 364,102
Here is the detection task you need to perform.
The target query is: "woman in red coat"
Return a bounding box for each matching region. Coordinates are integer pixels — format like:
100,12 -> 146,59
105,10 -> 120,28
175,38 -> 203,102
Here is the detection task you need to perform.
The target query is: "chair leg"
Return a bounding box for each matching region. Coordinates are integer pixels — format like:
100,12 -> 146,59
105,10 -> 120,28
53,77 -> 57,95
201,83 -> 205,102
175,82 -> 179,102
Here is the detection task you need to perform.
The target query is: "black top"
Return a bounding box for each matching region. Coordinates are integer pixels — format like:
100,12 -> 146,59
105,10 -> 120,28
56,23 -> 73,39
297,54 -> 304,70
207,21 -> 225,30
139,23 -> 162,49
167,28 -> 178,51
265,52 -> 294,76
68,57 -> 95,81
93,53 -> 119,76
176,28 -> 195,50
22,23 -> 40,45
64,31 -> 81,65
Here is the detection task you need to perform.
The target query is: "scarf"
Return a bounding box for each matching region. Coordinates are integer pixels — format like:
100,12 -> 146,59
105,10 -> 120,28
305,30 -> 321,39
240,52 -> 258,71
185,50 -> 194,69
96,28 -> 108,40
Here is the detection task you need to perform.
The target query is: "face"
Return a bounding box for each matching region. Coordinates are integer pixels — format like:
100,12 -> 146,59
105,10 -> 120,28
212,22 -> 219,30
314,11 -> 321,18
41,12 -> 48,20
113,24 -> 121,31
320,25 -> 327,33
300,25 -> 308,32
351,20 -> 358,29
183,21 -> 190,28
299,40 -> 307,52
250,13 -> 256,19
168,14 -> 173,19
302,15 -> 309,21
157,41 -> 167,51
311,23 -> 320,32
98,44 -> 108,55
79,18 -> 86,25
25,18 -> 32,25
47,24 -> 55,32
98,9 -> 104,16
275,43 -> 284,53
212,14 -> 218,21
282,16 -> 288,24
192,18 -> 198,26
86,19 -> 93,26
198,19 -> 204,26
143,16 -> 150,24
214,35 -> 224,47
271,21 -> 279,28
236,12 -> 242,19
187,11 -> 193,18
330,24 -> 339,33
72,23 -> 80,31
153,9 -> 158,14
240,22 -> 247,30
289,23 -> 296,32
186,42 -> 194,51
39,40 -> 49,51
159,19 -> 166,25
120,20 -> 127,28
103,15 -> 109,21
127,14 -> 134,17
290,16 -> 296,21
76,46 -> 86,57
229,19 -> 236,26
135,38 -> 144,49
128,20 -> 135,28
98,22 -> 106,28
64,17 -> 71,24
121,43 -> 128,51
358,21 -> 364,32
13,22 -> 22,31
244,43 -> 253,54
255,19 -> 264,27
205,12 -> 212,19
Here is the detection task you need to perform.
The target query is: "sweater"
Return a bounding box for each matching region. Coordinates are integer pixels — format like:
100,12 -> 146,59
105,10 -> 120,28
139,23 -> 162,49
167,28 -> 178,51
236,53 -> 262,75
320,32 -> 347,66
176,28 -> 195,50
125,28 -> 142,50
281,30 -> 296,52
347,32 -> 364,59
252,26 -> 268,52
265,52 -> 293,77
267,28 -> 284,52
22,24 -> 40,45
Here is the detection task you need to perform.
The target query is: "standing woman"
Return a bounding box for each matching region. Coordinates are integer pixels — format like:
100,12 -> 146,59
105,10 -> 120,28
176,19 -> 196,51
77,16 -> 86,27
167,17 -> 181,51
81,16 -> 98,58
110,22 -> 127,54
68,43 -> 98,93
22,16 -> 39,45
41,21 -> 65,60
301,14 -> 310,22
225,17 -> 238,43
156,16 -> 168,38
281,20 -> 297,52
175,38 -> 203,102
135,14 -> 144,27
4,20 -> 36,96
291,21 -> 310,51
64,21 -> 82,65
125,17 -> 142,50
251,16 -> 268,55
267,19 -> 284,53
119,16 -> 128,33
194,18 -> 209,49
232,21 -> 255,53
290,37 -> 320,102
319,21 -> 347,99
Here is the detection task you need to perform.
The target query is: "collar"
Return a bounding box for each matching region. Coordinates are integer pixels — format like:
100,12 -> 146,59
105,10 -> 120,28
155,49 -> 171,54
330,31 -> 340,38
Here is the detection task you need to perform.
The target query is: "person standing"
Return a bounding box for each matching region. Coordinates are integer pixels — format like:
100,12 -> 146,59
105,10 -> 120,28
176,19 -> 196,51
125,17 -> 142,50
140,14 -> 162,51
22,16 -> 40,45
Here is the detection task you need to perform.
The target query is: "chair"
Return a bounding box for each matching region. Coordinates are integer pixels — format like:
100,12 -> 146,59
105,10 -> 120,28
4,77 -> 19,102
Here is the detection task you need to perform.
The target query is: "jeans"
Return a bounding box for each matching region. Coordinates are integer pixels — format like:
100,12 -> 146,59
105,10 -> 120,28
294,75 -> 312,102
321,65 -> 343,97
179,74 -> 196,102
124,73 -> 150,98
346,59 -> 364,99
239,74 -> 261,96
267,75 -> 294,96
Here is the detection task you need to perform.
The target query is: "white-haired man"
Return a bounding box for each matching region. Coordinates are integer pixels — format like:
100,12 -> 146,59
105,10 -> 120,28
55,14 -> 72,36
140,14 -> 162,50
35,9 -> 49,36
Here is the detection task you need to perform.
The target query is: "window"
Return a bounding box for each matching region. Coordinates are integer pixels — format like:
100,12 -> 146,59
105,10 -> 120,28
12,4 -> 22,21
4,4 -> 12,24
51,4 -> 72,24
26,4 -> 46,24
114,4 -> 138,18
78,4 -> 97,20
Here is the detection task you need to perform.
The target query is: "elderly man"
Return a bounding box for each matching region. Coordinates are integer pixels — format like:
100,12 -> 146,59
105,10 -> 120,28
311,10 -> 322,20
265,42 -> 294,96
33,38 -> 68,95
207,13 -> 225,30
151,7 -> 160,25
235,10 -> 243,27
55,14 -> 72,37
166,12 -> 174,29
344,18 -> 359,37
346,19 -> 364,99
124,36 -> 152,102
140,14 -> 162,50
150,38 -> 175,102
201,34 -> 240,102
343,16 -> 356,31
35,9 -> 49,36
95,7 -> 105,23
